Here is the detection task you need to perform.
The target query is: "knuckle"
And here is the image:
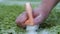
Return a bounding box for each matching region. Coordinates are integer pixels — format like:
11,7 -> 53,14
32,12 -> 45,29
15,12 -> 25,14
16,19 -> 20,24
15,18 -> 22,24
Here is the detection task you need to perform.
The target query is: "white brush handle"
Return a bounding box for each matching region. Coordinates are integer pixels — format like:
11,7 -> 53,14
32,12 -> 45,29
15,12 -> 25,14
25,2 -> 34,25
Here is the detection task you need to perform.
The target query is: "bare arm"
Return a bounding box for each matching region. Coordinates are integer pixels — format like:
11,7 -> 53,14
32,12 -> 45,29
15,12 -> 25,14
39,0 -> 59,12
16,0 -> 60,28
33,0 -> 60,24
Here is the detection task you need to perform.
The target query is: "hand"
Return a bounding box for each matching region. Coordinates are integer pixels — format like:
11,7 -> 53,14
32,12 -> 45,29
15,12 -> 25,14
16,0 -> 59,28
16,8 -> 49,28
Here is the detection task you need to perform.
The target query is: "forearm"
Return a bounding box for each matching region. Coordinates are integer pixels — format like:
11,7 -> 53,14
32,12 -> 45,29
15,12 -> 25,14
34,0 -> 60,24
34,0 -> 60,17
39,0 -> 60,13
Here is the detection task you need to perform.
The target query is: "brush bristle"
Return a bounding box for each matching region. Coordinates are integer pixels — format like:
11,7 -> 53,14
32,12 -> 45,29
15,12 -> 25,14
26,25 -> 39,34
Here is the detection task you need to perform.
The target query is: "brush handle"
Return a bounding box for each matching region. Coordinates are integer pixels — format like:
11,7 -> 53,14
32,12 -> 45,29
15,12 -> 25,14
25,2 -> 34,25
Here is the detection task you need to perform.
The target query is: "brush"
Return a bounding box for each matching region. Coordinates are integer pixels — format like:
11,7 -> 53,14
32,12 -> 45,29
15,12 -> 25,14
25,2 -> 39,34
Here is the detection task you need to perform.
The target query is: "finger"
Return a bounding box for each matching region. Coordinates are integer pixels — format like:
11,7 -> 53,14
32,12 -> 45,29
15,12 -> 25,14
16,12 -> 28,26
17,22 -> 26,29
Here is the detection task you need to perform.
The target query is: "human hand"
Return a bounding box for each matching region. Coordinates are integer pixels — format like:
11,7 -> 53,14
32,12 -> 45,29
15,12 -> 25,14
16,8 -> 49,28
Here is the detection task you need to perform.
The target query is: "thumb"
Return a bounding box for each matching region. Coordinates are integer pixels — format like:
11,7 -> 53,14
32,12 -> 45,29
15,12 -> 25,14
34,14 -> 45,25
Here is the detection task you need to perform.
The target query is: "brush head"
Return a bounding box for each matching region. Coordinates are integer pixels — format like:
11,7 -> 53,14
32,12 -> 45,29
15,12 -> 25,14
26,25 -> 39,34
26,25 -> 39,31
26,31 -> 38,34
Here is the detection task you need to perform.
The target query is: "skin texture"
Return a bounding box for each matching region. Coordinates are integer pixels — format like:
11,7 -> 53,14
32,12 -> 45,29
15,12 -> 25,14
16,0 -> 60,28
